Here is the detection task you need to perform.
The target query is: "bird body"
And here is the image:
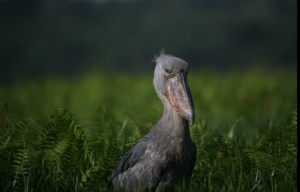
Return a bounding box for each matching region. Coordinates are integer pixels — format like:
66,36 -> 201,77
109,51 -> 196,192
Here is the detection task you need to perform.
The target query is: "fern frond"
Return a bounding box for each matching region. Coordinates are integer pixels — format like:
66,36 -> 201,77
11,138 -> 29,191
0,118 -> 34,153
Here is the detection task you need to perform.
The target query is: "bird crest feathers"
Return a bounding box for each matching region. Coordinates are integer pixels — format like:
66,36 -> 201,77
153,48 -> 168,64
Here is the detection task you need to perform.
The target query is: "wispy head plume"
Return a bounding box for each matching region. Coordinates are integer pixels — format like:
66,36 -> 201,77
153,48 -> 168,63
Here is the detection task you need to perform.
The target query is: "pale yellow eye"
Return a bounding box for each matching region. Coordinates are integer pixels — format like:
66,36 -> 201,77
165,70 -> 173,75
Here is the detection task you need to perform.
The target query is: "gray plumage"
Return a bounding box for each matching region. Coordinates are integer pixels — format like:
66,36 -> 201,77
108,50 -> 196,192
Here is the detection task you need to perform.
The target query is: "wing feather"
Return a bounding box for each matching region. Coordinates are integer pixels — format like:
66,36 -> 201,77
108,141 -> 149,191
190,142 -> 197,174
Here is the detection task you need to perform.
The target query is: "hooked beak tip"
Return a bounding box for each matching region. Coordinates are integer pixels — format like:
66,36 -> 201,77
189,116 -> 194,125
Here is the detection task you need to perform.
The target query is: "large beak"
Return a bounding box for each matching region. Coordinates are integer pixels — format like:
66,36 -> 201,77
166,73 -> 195,125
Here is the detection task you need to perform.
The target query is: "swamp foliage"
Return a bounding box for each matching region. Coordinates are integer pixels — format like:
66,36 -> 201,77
0,102 -> 297,192
0,72 -> 297,191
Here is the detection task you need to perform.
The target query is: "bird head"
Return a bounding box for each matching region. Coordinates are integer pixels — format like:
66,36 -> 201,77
153,50 -> 195,125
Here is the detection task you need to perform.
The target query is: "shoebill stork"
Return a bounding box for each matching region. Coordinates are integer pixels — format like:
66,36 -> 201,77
108,51 -> 196,192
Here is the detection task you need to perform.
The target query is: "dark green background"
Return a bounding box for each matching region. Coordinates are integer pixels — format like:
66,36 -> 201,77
0,0 -> 297,83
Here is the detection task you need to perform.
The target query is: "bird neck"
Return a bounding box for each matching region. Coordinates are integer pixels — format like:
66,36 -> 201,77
156,96 -> 191,142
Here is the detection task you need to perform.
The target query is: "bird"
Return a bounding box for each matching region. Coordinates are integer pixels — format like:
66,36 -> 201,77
108,50 -> 196,192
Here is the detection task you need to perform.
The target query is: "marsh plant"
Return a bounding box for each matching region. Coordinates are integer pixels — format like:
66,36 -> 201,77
0,72 -> 297,191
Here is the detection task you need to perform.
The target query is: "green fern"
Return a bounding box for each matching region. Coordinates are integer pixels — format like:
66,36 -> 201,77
11,138 -> 29,191
0,100 -> 297,192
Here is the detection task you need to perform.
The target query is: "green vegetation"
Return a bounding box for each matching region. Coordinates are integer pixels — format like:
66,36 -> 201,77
0,71 -> 297,191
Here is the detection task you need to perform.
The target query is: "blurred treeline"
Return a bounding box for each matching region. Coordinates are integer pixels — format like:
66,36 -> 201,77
0,0 -> 297,84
